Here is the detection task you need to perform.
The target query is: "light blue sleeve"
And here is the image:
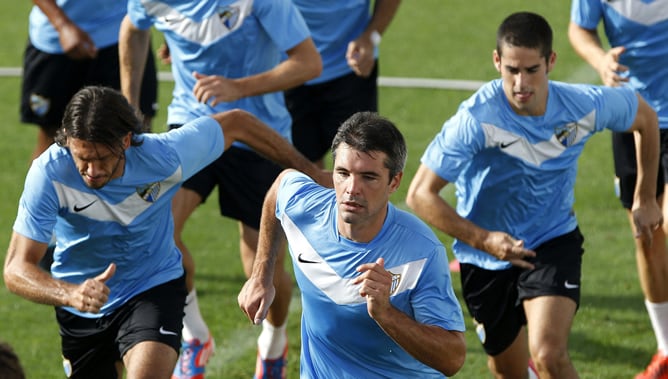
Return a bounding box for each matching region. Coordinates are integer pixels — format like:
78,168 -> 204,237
276,171 -> 312,219
13,162 -> 59,243
411,244 -> 466,332
161,116 -> 225,180
570,0 -> 603,29
421,110 -> 485,183
254,0 -> 311,52
127,0 -> 154,30
596,86 -> 639,133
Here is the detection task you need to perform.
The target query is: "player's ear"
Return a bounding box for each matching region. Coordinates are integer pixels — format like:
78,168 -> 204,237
493,50 -> 501,72
388,172 -> 403,194
546,51 -> 557,74
122,132 -> 132,150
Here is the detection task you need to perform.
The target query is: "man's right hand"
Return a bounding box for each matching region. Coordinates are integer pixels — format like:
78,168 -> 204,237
58,22 -> 97,60
71,263 -> 115,313
238,277 -> 275,325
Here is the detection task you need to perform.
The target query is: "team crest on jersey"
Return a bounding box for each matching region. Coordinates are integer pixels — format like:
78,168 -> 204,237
136,182 -> 161,202
30,93 -> 50,117
218,0 -> 252,31
554,122 -> 578,147
389,271 -> 402,295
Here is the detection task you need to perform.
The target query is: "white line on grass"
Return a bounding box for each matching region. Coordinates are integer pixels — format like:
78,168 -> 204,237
0,67 -> 484,91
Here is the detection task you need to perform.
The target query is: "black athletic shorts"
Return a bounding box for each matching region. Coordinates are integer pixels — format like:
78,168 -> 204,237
168,125 -> 282,230
612,129 -> 668,209
285,62 -> 378,162
21,41 -> 158,132
460,227 -> 584,356
57,275 -> 186,379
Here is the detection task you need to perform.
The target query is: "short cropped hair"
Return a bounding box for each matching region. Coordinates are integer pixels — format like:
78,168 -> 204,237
496,12 -> 553,61
331,112 -> 407,179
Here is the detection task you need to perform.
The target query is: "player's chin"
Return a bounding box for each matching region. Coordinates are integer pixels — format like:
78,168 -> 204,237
340,212 -> 363,224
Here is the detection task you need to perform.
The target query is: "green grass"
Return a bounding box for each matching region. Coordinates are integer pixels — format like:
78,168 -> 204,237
0,1 -> 654,378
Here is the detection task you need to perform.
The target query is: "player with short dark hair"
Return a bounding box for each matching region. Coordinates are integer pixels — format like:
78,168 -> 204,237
239,111 -> 466,378
407,11 -> 662,378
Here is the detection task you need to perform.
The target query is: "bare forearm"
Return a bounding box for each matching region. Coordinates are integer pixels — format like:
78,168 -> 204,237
33,0 -> 70,31
408,188 -> 487,251
632,99 -> 660,203
375,307 -> 465,376
4,254 -> 73,308
4,233 -> 74,307
252,177 -> 284,280
567,23 -> 607,72
223,110 -> 320,179
5,267 -> 73,307
119,16 -> 150,109
234,39 -> 321,97
367,0 -> 402,35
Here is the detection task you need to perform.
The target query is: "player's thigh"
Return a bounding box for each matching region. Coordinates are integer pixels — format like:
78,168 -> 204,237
524,295 -> 576,353
460,263 -> 525,356
123,340 -> 178,378
57,308 -> 120,379
117,275 -> 187,357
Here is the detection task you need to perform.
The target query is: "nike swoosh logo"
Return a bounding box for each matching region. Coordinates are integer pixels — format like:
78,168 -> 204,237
73,200 -> 97,212
500,139 -> 521,149
297,253 -> 320,264
159,326 -> 178,336
564,280 -> 579,289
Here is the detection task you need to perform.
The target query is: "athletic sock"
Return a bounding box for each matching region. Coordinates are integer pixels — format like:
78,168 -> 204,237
257,320 -> 287,359
182,289 -> 210,342
645,299 -> 668,355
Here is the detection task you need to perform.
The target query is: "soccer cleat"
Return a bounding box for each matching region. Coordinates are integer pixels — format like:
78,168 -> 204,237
254,344 -> 287,379
172,334 -> 215,379
635,352 -> 668,379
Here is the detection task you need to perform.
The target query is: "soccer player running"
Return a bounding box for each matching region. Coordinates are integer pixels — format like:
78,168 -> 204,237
119,1 -> 321,378
568,2 -> 668,377
239,112 -> 466,378
21,0 -> 158,162
406,12 -> 662,379
286,0 -> 402,168
4,86 -> 326,379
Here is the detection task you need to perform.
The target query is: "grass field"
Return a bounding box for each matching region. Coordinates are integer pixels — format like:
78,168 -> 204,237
0,1 -> 656,378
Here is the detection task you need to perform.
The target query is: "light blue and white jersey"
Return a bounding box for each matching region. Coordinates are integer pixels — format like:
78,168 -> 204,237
571,0 -> 668,128
290,0 -> 375,84
13,117 -> 224,318
276,171 -> 465,379
29,0 -> 126,54
128,0 -> 310,146
421,79 -> 637,270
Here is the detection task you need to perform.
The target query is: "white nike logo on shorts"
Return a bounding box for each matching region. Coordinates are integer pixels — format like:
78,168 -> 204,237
564,280 -> 579,289
159,326 -> 178,336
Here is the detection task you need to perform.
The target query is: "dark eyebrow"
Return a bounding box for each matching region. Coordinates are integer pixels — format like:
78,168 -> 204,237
505,63 -> 541,71
334,166 -> 382,178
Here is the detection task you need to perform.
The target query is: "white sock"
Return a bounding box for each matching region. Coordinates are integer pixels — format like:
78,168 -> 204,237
182,289 -> 210,342
257,320 -> 287,359
645,299 -> 668,355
